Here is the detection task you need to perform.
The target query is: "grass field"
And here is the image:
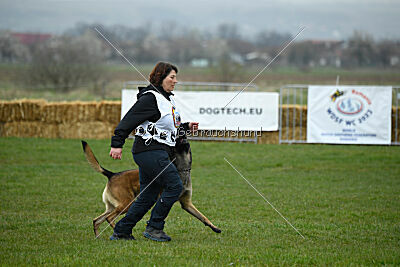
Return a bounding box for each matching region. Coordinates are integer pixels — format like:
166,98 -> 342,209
0,137 -> 399,265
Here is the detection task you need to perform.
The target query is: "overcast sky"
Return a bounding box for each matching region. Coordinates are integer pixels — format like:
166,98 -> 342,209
1,0 -> 399,40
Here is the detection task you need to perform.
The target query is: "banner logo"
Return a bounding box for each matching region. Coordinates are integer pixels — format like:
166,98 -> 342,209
326,89 -> 373,126
336,97 -> 363,115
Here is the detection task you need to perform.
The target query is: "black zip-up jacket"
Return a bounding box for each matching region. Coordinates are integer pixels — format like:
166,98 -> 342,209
111,85 -> 189,156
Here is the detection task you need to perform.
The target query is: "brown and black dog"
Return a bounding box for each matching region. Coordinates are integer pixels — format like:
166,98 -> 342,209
81,135 -> 221,238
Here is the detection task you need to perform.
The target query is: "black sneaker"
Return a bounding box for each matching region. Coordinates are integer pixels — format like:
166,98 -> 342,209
143,226 -> 171,242
109,233 -> 135,241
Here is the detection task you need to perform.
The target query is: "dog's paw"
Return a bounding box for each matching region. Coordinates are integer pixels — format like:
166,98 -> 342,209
211,226 -> 222,233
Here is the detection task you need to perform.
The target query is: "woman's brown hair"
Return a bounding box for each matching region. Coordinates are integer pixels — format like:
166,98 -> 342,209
149,62 -> 178,87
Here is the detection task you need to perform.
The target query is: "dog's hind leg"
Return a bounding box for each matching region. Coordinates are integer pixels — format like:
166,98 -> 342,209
93,210 -> 112,237
179,191 -> 221,233
106,212 -> 119,229
106,218 -> 116,229
104,201 -> 132,230
103,200 -> 117,229
94,191 -> 117,237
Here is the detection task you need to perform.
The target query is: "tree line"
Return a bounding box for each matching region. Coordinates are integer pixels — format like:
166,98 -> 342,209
0,22 -> 399,91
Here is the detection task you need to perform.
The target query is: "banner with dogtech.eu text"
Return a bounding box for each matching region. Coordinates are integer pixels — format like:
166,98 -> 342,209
307,86 -> 392,144
121,90 -> 279,131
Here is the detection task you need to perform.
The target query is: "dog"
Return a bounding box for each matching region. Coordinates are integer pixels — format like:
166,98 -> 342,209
81,133 -> 221,238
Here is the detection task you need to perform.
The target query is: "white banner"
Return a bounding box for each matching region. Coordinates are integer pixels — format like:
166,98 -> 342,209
122,90 -> 279,131
307,86 -> 392,144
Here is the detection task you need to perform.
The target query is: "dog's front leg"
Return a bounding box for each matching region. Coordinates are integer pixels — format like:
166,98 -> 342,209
179,191 -> 221,233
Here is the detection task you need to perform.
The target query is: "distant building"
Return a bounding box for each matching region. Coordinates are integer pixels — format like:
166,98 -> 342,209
229,52 -> 244,65
191,58 -> 209,68
11,32 -> 51,46
245,51 -> 270,64
390,56 -> 399,66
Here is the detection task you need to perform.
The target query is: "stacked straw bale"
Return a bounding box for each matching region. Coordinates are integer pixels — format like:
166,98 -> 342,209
257,131 -> 279,144
280,105 -> 307,127
0,99 -> 45,122
278,105 -> 307,142
97,101 -> 122,123
0,100 -> 121,139
392,107 -> 400,142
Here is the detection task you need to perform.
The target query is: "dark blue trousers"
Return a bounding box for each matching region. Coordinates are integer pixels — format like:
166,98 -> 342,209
114,149 -> 183,235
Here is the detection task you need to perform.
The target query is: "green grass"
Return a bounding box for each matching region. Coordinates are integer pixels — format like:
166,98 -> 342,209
0,137 -> 399,265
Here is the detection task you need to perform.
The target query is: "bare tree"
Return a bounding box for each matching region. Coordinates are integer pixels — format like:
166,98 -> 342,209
0,31 -> 30,63
28,31 -> 107,92
256,30 -> 292,48
288,42 -> 314,68
344,31 -> 378,67
217,23 -> 241,41
216,51 -> 243,83
377,40 -> 400,68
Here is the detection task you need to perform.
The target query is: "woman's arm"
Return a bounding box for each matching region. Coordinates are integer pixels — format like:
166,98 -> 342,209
110,93 -> 160,159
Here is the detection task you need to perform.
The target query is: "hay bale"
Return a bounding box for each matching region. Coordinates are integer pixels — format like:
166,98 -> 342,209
0,101 -> 22,122
257,131 -> 279,144
21,100 -> 46,121
42,102 -> 72,123
0,100 -> 120,139
280,126 -> 307,142
0,100 -> 45,122
96,101 -> 121,123
65,103 -> 76,123
2,121 -> 20,137
280,105 -> 307,127
38,122 -> 60,138
63,101 -> 98,123
9,102 -> 23,122
58,121 -> 115,139
41,103 -> 58,123
0,122 -> 5,136
0,101 -> 10,122
79,102 -> 98,122
41,101 -> 98,123
1,121 -> 46,137
391,107 -> 400,142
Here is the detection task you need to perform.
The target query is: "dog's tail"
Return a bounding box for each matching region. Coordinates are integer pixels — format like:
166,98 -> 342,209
81,140 -> 115,180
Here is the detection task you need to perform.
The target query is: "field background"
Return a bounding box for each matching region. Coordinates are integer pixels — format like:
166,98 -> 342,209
1,64 -> 400,101
0,137 -> 399,265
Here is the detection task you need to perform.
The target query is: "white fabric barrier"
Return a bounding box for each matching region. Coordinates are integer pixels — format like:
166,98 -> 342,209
307,86 -> 392,144
122,90 -> 279,131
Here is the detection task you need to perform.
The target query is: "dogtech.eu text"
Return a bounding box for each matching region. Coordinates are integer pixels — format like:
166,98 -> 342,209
199,107 -> 263,115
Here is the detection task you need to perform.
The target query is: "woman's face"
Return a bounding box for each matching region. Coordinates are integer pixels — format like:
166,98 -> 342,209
162,70 -> 178,93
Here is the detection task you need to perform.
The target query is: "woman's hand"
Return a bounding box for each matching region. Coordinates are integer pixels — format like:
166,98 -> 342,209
109,147 -> 122,160
189,122 -> 199,133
